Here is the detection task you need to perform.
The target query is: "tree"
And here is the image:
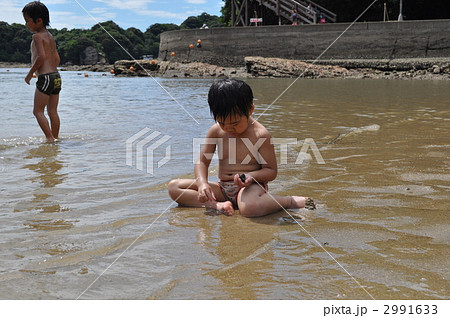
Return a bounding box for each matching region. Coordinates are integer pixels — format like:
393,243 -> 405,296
180,12 -> 224,29
146,23 -> 180,39
144,23 -> 180,57
0,22 -> 30,62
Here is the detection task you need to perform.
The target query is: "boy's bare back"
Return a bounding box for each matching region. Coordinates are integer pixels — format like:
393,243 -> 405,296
31,30 -> 60,76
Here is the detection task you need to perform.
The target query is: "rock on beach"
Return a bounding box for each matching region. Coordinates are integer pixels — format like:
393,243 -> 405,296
113,59 -> 247,78
112,57 -> 450,80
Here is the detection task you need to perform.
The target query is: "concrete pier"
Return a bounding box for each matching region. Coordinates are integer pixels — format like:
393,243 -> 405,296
159,20 -> 450,67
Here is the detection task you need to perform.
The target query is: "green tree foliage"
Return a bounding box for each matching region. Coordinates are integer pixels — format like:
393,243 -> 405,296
0,20 -> 178,64
180,12 -> 224,29
0,22 -> 30,62
144,23 -> 180,57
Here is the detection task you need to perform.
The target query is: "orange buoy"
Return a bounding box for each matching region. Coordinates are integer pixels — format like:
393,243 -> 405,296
197,39 -> 202,44
110,69 -> 115,74
189,44 -> 194,49
151,59 -> 156,65
171,52 -> 175,57
130,66 -> 135,71
32,74 -> 37,78
84,73 -> 89,77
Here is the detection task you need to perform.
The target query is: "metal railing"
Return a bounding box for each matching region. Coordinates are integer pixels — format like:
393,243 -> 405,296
255,0 -> 336,25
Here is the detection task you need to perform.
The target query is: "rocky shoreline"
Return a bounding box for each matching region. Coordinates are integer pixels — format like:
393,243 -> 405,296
2,57 -> 449,80
113,56 -> 450,80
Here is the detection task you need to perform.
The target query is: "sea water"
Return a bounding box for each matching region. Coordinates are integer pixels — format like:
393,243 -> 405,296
0,68 -> 449,299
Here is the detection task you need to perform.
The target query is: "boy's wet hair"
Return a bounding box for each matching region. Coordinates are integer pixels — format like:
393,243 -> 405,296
208,79 -> 253,121
22,1 -> 50,27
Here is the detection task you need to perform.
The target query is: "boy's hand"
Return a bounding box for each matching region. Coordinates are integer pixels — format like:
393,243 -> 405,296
197,183 -> 216,203
25,73 -> 32,85
234,173 -> 253,187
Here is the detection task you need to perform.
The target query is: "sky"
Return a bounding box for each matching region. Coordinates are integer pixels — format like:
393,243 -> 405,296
1,0 -> 224,31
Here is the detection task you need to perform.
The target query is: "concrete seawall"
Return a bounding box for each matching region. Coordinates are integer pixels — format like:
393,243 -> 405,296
159,20 -> 450,67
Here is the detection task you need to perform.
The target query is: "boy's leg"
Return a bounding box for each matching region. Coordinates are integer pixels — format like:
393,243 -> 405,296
33,89 -> 55,141
237,183 -> 309,217
47,94 -> 60,139
168,179 -> 233,215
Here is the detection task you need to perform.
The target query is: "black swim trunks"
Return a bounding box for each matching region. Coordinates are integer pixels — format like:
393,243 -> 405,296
36,72 -> 62,95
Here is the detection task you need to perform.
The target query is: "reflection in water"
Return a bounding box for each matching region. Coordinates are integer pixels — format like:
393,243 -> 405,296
21,143 -> 71,230
170,209 -> 294,299
24,143 -> 66,188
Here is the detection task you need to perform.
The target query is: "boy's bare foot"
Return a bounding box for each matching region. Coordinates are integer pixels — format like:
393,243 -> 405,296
216,201 -> 234,216
290,196 -> 316,210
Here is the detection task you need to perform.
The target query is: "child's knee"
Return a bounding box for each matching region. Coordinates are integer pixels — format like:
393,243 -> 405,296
168,179 -> 180,200
47,109 -> 58,117
238,201 -> 263,218
33,108 -> 42,117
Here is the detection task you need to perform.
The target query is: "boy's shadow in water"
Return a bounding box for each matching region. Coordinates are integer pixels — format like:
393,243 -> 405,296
20,142 -> 73,231
169,207 -> 306,299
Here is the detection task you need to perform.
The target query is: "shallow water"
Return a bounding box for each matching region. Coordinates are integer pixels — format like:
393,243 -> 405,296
0,68 -> 449,299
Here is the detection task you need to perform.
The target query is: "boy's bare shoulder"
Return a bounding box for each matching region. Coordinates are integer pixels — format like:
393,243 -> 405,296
33,30 -> 56,43
206,123 -> 222,137
251,119 -> 272,138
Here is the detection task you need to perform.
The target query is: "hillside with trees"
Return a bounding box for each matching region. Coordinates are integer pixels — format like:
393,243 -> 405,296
0,13 -> 222,65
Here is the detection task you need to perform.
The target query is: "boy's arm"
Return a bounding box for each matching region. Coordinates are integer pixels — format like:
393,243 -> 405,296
25,34 -> 46,84
237,130 -> 277,186
194,126 -> 218,202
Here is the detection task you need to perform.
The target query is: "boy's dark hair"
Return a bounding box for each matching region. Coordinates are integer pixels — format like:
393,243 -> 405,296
208,79 -> 254,121
22,1 -> 50,27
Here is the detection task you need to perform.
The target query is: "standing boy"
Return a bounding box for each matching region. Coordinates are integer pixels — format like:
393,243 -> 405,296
23,1 -> 61,142
168,79 -> 315,217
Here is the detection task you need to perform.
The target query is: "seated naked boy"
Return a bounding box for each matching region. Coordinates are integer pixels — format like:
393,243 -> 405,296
168,79 -> 315,217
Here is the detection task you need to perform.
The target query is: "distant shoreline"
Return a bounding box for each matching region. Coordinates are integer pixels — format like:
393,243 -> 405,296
0,62 -> 30,68
0,62 -> 113,73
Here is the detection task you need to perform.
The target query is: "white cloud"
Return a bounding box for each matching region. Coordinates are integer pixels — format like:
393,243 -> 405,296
0,1 -> 26,25
93,0 -> 154,11
0,0 -> 223,30
0,0 -> 71,25
92,0 -> 202,21
42,0 -> 70,4
185,0 -> 207,4
137,9 -> 190,20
